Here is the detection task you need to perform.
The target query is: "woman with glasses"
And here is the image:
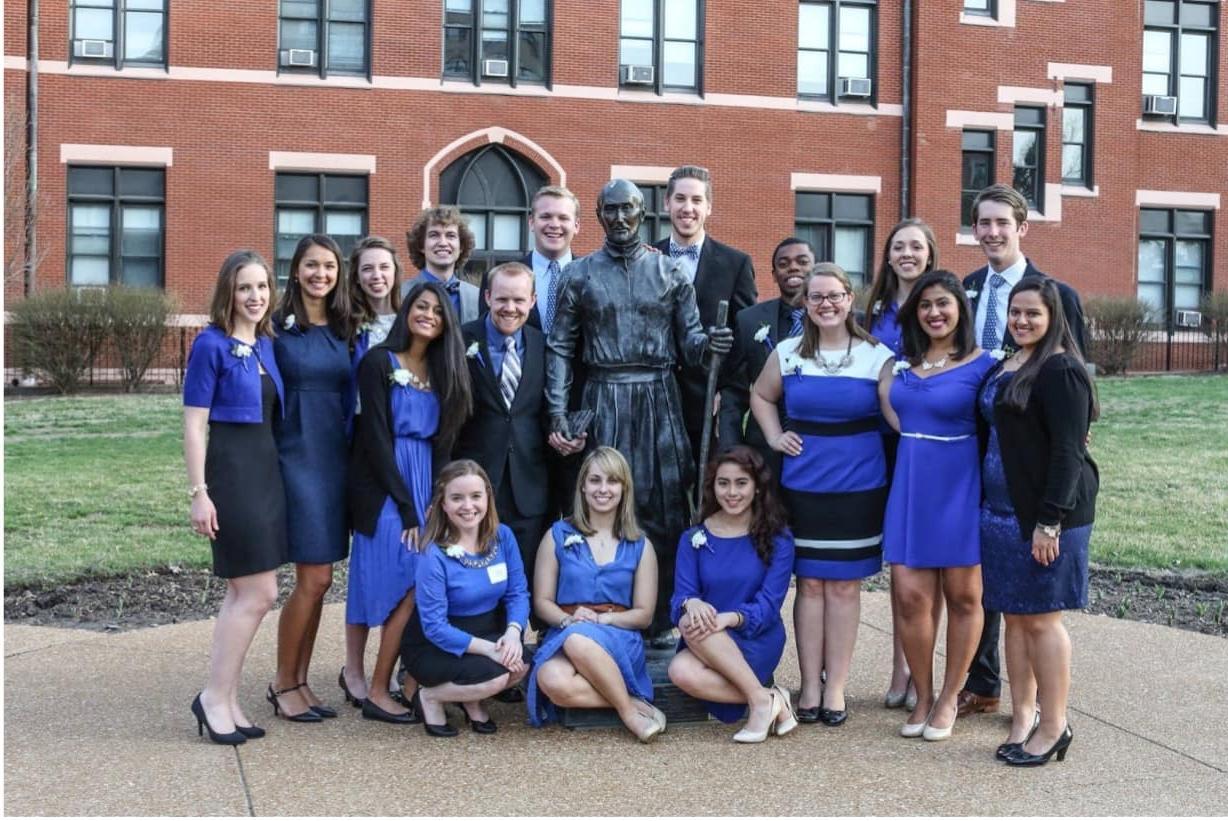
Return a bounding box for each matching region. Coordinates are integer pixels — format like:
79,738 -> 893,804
751,263 -> 895,727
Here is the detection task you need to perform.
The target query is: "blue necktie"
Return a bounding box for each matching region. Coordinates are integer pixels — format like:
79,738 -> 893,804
544,260 -> 561,333
443,277 -> 461,317
981,273 -> 1006,350
788,308 -> 804,339
670,243 -> 700,262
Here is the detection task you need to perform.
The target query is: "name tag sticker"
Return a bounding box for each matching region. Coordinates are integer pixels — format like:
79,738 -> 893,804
487,563 -> 508,584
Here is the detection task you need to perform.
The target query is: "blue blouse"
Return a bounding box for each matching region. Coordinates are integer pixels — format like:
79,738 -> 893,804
183,325 -> 284,423
415,524 -> 531,657
870,301 -> 904,357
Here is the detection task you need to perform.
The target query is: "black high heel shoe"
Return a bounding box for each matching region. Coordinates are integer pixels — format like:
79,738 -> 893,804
462,703 -> 498,734
1005,724 -> 1073,767
996,710 -> 1040,761
301,681 -> 338,718
266,684 -> 323,723
416,690 -> 458,737
235,723 -> 266,739
338,668 -> 365,708
191,692 -> 247,746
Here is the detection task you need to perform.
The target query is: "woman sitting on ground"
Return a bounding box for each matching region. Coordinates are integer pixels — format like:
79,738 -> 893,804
526,446 -> 666,743
668,446 -> 798,743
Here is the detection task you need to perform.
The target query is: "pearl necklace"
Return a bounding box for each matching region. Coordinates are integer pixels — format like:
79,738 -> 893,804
405,370 -> 430,391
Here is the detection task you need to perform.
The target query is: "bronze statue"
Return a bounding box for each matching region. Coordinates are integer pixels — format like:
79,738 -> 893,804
545,179 -> 733,642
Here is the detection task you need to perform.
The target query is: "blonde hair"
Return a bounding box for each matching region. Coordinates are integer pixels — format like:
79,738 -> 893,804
570,447 -> 642,541
798,262 -> 878,360
420,460 -> 500,554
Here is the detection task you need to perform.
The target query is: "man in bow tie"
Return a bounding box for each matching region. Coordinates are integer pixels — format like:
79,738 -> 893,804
653,166 -> 757,462
402,206 -> 480,323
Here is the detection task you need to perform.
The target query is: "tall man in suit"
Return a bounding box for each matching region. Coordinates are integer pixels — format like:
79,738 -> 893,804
653,166 -> 757,462
718,237 -> 815,481
957,183 -> 1089,719
454,261 -> 551,611
402,205 -> 481,323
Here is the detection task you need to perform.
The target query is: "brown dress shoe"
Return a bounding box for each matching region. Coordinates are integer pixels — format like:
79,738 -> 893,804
956,689 -> 1000,717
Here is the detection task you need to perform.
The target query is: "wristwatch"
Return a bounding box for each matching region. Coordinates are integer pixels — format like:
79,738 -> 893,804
1037,523 -> 1061,539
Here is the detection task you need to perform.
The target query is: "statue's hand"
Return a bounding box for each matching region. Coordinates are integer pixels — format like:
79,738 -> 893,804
706,325 -> 734,356
550,415 -> 572,440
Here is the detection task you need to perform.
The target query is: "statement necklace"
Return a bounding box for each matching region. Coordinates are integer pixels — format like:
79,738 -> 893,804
921,353 -> 951,371
816,336 -> 854,375
444,543 -> 498,568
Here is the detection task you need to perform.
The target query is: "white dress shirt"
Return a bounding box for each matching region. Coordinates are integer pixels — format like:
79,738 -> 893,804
974,256 -> 1027,346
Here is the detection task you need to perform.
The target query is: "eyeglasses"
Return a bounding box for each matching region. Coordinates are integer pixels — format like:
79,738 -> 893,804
804,291 -> 849,306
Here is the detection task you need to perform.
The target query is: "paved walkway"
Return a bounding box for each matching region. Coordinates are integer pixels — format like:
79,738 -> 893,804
4,591 -> 1226,815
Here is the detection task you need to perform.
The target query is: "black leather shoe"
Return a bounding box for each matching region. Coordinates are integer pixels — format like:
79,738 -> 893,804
338,668 -> 365,708
235,723 -> 266,739
819,707 -> 848,727
362,698 -> 420,725
997,711 -> 1040,760
424,721 -> 459,737
301,682 -> 338,719
266,684 -> 323,723
796,705 -> 821,724
1005,724 -> 1073,767
493,686 -> 524,703
469,717 -> 498,734
192,693 -> 247,745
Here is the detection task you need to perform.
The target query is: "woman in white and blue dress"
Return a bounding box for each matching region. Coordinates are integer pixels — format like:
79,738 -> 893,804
526,447 -> 665,743
751,262 -> 895,727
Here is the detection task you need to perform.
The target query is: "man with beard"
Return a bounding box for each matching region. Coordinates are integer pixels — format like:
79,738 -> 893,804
546,179 -> 733,645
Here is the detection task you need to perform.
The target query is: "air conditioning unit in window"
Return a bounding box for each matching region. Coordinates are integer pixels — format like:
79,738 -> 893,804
281,48 -> 317,67
840,77 -> 873,98
73,39 -> 113,59
1175,309 -> 1203,328
620,64 -> 655,86
482,59 -> 509,78
1143,94 -> 1178,116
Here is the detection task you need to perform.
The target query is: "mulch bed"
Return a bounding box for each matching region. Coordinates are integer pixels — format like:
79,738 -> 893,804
6,564 -> 1227,638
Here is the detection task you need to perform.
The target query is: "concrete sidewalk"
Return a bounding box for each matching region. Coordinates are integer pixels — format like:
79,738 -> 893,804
4,590 -> 1226,816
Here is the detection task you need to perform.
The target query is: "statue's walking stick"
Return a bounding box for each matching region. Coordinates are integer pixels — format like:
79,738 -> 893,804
695,300 -> 729,512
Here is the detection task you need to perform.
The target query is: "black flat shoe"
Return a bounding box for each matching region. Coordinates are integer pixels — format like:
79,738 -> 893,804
423,721 -> 459,737
493,686 -> 524,704
266,684 -> 323,723
338,668 -> 365,708
192,693 -> 247,746
796,705 -> 821,724
235,723 -> 266,739
362,698 -> 420,725
1005,724 -> 1073,767
819,707 -> 848,727
469,718 -> 498,734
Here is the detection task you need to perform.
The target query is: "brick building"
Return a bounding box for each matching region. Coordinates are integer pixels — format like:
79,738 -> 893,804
4,0 -> 1226,324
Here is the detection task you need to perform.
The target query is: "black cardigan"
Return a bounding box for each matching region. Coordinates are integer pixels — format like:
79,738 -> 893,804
992,353 -> 1099,540
347,349 -> 447,537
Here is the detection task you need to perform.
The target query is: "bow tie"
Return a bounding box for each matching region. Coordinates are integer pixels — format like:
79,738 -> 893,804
443,278 -> 460,294
670,243 -> 700,261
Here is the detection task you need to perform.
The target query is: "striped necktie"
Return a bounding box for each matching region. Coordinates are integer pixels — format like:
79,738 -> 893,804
789,308 -> 804,338
500,336 -> 521,409
544,260 -> 561,333
981,273 -> 1007,350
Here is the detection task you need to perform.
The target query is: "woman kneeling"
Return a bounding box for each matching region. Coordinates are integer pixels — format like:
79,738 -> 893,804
527,447 -> 665,743
400,460 -> 530,737
668,446 -> 798,743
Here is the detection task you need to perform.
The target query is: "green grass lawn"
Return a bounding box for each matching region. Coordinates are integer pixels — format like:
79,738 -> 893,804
4,374 -> 1228,587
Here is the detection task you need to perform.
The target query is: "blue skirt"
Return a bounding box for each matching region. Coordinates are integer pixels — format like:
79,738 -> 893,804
346,496 -> 417,627
526,622 -> 653,726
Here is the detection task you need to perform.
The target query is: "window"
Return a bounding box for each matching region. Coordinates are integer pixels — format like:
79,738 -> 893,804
1013,107 -> 1045,211
278,0 -> 369,77
962,0 -> 995,17
961,130 -> 995,228
439,145 -> 546,280
274,174 -> 368,283
67,166 -> 164,287
793,192 -> 874,288
1142,0 -> 1218,123
619,0 -> 702,93
1061,83 -> 1094,187
635,185 -> 672,244
443,0 -> 550,85
797,1 -> 876,102
1137,208 -> 1212,325
69,0 -> 167,68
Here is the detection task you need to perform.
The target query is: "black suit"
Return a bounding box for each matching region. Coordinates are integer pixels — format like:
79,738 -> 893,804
717,297 -> 796,482
453,319 -> 551,610
961,258 -> 1088,699
653,236 -> 757,460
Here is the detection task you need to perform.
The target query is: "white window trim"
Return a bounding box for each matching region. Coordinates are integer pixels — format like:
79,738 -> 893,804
1047,63 -> 1113,84
789,173 -> 881,194
1135,190 -> 1221,210
268,152 -> 376,174
1135,120 -> 1228,137
61,144 -> 173,166
946,110 -> 1014,130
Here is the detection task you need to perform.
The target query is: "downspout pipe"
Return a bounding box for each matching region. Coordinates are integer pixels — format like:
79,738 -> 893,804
900,0 -> 912,220
25,0 -> 39,295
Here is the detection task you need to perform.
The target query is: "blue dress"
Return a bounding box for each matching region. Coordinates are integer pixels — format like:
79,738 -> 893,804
273,323 -> 354,564
526,520 -> 654,726
346,350 -> 439,627
670,526 -> 796,723
775,337 -> 895,579
883,351 -> 996,567
979,370 -> 1092,613
870,301 -> 904,356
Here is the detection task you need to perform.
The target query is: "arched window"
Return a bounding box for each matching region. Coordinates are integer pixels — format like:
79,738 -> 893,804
439,144 -> 547,281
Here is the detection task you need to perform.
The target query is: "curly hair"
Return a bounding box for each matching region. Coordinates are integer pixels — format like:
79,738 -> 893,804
697,446 -> 789,564
405,206 -> 475,274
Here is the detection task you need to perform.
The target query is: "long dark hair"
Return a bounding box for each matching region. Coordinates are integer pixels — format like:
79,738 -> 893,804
380,280 -> 473,450
797,263 -> 878,360
698,446 -> 789,564
898,270 -> 976,365
862,217 -> 938,332
999,277 -> 1100,420
274,234 -> 354,340
349,235 -> 403,325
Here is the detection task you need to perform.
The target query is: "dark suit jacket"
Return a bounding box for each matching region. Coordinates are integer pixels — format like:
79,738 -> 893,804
653,236 -> 757,446
478,253 -> 544,330
452,319 -> 550,519
718,297 -> 792,448
963,259 -> 1088,357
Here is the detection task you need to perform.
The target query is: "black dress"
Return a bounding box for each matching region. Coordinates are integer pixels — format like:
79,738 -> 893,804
205,373 -> 289,578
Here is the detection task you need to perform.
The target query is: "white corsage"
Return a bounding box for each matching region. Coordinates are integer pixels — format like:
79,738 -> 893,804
892,360 -> 911,375
390,368 -> 412,387
691,529 -> 712,552
466,341 -> 480,359
230,343 -> 253,360
989,348 -> 1007,361
965,290 -> 979,300
871,300 -> 883,316
563,533 -> 585,550
753,324 -> 770,343
444,545 -> 465,559
283,313 -> 296,330
359,320 -> 377,336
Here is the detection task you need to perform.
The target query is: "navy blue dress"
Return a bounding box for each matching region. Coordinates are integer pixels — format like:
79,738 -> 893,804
273,323 -> 353,564
979,370 -> 1092,613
